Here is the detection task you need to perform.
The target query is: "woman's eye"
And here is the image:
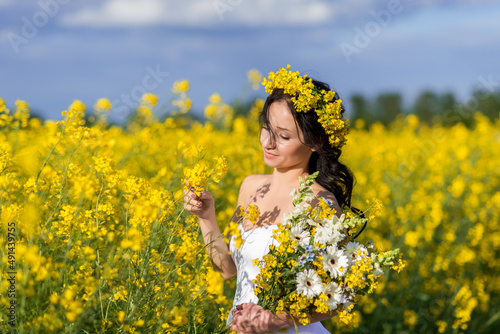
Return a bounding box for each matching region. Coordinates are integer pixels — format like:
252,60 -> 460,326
280,136 -> 289,140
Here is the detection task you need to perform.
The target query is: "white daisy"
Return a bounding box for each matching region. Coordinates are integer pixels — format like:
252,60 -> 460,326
316,219 -> 326,228
322,246 -> 349,278
294,217 -> 309,229
343,241 -> 369,266
296,269 -> 323,299
290,225 -> 311,247
322,282 -> 343,310
306,218 -> 318,227
314,223 -> 333,245
315,221 -> 344,245
330,221 -> 345,244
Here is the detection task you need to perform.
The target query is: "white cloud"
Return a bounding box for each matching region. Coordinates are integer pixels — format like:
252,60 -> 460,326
59,0 -> 337,28
61,0 -> 173,27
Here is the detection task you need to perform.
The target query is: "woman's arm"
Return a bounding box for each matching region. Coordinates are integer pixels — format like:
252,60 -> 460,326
184,175 -> 255,280
184,187 -> 236,280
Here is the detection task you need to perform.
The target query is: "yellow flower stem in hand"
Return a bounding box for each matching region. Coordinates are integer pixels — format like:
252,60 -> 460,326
183,156 -> 227,196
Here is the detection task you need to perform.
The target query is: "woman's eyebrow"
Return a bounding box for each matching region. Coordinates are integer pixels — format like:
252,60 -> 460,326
276,126 -> 291,132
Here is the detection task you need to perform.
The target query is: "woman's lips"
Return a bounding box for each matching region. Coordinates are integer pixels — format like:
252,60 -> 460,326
264,151 -> 277,158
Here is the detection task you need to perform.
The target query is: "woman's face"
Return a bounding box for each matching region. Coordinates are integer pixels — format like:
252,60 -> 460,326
260,101 -> 314,170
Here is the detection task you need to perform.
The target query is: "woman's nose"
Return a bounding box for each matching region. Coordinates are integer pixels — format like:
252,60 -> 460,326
262,131 -> 276,149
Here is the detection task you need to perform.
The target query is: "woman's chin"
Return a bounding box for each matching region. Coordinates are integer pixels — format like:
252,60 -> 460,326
263,157 -> 278,168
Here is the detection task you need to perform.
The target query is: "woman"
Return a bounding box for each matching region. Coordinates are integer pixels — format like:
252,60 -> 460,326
184,66 -> 355,333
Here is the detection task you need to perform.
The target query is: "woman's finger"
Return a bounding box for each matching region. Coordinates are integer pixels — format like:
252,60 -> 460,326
185,200 -> 203,212
184,198 -> 194,210
186,197 -> 201,207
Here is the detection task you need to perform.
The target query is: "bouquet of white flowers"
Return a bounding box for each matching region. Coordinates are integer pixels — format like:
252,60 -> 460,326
253,172 -> 404,327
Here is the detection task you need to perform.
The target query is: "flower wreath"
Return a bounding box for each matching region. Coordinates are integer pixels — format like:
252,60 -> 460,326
262,65 -> 348,149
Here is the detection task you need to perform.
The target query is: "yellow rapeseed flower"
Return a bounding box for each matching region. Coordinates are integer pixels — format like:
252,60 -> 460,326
206,269 -> 224,296
404,309 -> 418,330
172,79 -> 190,94
223,221 -> 243,249
117,311 -> 126,323
94,97 -> 112,112
242,203 -> 260,224
212,155 -> 228,183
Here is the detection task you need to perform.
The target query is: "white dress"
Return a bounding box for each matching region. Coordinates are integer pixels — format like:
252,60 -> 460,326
227,224 -> 331,334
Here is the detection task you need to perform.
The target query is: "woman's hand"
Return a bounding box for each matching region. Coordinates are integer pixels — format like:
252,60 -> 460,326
229,303 -> 290,334
183,186 -> 215,221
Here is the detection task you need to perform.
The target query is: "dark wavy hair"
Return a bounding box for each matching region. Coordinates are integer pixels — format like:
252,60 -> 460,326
260,79 -> 362,220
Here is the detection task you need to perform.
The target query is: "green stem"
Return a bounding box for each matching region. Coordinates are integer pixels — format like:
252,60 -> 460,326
36,120 -> 68,188
95,173 -> 106,320
41,140 -> 81,235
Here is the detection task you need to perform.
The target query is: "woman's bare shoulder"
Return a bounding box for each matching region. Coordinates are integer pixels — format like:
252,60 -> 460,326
238,174 -> 270,204
240,174 -> 270,192
312,182 -> 342,214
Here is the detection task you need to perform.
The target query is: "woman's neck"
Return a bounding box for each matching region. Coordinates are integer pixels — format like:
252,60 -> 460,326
270,167 -> 309,192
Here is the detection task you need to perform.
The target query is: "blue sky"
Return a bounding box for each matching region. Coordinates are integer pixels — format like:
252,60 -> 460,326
1,0 -> 499,123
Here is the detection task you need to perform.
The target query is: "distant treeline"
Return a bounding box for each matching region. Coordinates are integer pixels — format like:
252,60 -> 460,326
25,88 -> 500,128
348,89 -> 500,127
